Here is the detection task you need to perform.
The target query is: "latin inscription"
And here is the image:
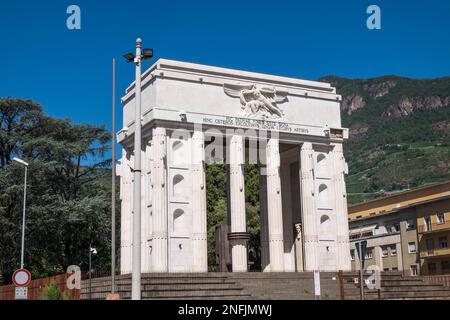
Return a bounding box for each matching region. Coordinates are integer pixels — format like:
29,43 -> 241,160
202,116 -> 309,134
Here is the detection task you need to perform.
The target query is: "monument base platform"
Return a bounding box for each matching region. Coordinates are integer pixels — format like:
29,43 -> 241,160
80,272 -> 450,300
81,272 -> 341,300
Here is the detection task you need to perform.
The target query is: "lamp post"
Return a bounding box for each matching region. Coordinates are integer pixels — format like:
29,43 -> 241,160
12,157 -> 29,269
111,57 -> 116,296
123,38 -> 153,300
88,246 -> 97,300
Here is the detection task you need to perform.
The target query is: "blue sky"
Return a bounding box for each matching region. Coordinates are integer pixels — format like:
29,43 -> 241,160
1,0 -> 450,160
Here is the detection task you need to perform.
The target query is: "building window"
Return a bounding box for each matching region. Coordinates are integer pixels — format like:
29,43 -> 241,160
392,267 -> 398,271
439,237 -> 448,249
428,263 -> 437,274
406,219 -> 415,230
437,213 -> 445,224
350,249 -> 355,260
381,246 -> 388,257
390,245 -> 397,256
408,242 -> 417,253
426,238 -> 435,255
410,265 -> 418,276
383,268 -> 389,272
426,238 -> 434,250
424,216 -> 432,231
365,248 -> 373,259
361,231 -> 373,238
387,223 -> 400,233
441,261 -> 450,273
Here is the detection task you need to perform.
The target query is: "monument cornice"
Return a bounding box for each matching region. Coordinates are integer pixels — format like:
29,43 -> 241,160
121,58 -> 342,104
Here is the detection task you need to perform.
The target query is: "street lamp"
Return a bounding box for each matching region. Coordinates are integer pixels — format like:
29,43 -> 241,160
88,246 -> 97,300
123,38 -> 154,300
12,157 -> 29,269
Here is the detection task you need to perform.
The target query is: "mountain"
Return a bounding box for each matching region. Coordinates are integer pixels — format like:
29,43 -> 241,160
318,76 -> 450,204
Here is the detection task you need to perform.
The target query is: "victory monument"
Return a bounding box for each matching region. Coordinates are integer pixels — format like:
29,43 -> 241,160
117,59 -> 351,273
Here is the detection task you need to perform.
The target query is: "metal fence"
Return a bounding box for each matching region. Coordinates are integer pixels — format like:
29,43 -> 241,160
422,275 -> 450,287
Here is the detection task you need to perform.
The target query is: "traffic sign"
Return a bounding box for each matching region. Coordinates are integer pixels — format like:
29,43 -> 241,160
12,268 -> 31,287
15,286 -> 28,300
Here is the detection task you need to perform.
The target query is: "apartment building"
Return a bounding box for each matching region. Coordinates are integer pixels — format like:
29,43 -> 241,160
416,198 -> 450,275
348,180 -> 450,276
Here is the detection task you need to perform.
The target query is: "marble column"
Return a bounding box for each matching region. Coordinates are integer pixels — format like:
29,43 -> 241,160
280,159 -> 295,271
266,138 -> 284,271
119,151 -> 132,274
228,134 -> 248,272
191,130 -> 208,272
300,142 -> 318,271
332,143 -> 352,271
141,144 -> 151,272
259,168 -> 270,272
151,127 -> 168,272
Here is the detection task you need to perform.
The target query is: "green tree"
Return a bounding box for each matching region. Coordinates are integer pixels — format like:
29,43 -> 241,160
0,98 -> 116,283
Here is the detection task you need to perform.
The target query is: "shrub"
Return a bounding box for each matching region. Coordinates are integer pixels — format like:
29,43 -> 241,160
39,280 -> 71,300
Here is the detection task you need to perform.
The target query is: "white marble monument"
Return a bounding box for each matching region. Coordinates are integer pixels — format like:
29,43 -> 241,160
117,59 -> 352,273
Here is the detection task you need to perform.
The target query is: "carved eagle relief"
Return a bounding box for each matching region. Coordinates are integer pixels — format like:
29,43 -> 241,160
223,83 -> 288,119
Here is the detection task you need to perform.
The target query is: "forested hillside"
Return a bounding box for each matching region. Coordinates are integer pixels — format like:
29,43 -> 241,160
319,76 -> 450,204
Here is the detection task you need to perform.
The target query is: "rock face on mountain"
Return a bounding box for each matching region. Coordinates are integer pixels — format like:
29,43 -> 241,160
363,80 -> 396,99
342,94 -> 365,115
384,96 -> 450,117
319,75 -> 450,204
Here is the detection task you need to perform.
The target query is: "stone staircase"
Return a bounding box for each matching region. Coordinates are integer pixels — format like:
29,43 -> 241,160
81,273 -> 252,300
80,272 -> 450,300
341,272 -> 450,300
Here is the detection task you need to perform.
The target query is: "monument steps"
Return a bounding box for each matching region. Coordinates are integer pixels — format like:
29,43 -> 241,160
345,290 -> 450,299
87,278 -> 236,287
341,272 -> 450,300
80,272 -> 450,300
81,273 -> 252,300
82,283 -> 245,293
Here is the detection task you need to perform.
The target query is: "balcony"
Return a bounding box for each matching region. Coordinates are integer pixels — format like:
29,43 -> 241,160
420,247 -> 450,258
418,221 -> 450,233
